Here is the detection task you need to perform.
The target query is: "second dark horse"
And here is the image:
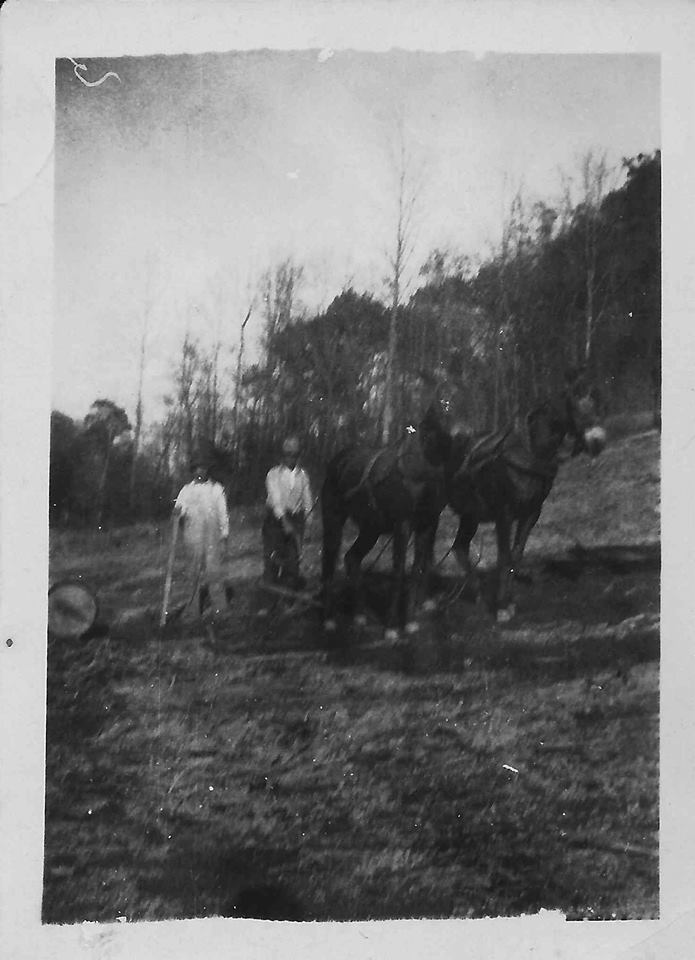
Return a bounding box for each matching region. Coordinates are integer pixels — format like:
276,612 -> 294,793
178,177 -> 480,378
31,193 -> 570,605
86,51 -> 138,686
320,418 -> 451,637
442,372 -> 606,622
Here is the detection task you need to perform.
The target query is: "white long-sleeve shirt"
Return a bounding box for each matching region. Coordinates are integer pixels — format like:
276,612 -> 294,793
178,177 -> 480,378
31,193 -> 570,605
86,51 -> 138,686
174,480 -> 229,562
265,465 -> 313,520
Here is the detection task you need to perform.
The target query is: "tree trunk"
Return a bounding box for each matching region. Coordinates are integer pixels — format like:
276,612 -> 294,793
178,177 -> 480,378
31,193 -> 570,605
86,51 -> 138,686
585,263 -> 595,365
129,339 -> 146,515
382,289 -> 399,445
233,308 -> 251,455
210,341 -> 220,441
96,444 -> 111,528
493,327 -> 502,430
382,129 -> 418,444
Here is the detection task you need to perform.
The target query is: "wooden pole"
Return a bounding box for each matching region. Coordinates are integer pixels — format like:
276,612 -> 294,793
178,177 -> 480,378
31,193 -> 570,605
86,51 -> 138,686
160,519 -> 180,627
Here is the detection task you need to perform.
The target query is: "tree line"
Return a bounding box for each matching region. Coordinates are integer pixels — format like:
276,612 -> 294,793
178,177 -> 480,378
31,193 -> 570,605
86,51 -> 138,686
50,150 -> 660,528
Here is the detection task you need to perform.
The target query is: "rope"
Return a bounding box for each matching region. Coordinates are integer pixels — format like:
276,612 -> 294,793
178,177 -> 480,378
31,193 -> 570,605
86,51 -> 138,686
341,430 -> 412,503
452,425 -> 512,480
343,449 -> 388,502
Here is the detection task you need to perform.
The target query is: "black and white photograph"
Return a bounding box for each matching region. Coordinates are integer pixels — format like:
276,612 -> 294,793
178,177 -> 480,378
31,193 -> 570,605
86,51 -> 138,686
2,2 -> 693,956
44,44 -> 661,924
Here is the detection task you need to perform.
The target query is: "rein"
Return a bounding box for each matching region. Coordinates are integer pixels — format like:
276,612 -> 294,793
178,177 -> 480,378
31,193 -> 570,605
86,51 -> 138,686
471,398 -> 580,482
342,430 -> 417,505
452,425 -> 513,480
343,448 -> 389,503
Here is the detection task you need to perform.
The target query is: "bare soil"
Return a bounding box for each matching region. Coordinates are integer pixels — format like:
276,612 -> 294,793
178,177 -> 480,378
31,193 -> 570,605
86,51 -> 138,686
43,426 -> 660,922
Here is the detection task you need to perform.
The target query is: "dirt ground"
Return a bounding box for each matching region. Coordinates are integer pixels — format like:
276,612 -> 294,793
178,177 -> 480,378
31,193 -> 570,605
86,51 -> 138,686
44,423 -> 660,922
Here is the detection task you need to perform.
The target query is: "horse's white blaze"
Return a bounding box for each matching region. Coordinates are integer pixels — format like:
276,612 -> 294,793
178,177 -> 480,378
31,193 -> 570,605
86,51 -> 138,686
584,426 -> 607,456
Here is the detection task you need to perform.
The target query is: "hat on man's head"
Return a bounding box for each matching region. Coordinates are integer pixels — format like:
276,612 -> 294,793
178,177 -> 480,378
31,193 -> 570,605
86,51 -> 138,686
190,440 -> 214,470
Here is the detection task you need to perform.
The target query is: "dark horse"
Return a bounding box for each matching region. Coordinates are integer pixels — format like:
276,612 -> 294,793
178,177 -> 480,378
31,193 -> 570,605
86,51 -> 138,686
442,374 -> 606,622
320,416 -> 452,637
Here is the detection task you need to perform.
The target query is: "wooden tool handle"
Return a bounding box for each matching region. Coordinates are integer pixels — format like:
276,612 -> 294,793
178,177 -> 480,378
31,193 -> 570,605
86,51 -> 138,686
159,519 -> 179,627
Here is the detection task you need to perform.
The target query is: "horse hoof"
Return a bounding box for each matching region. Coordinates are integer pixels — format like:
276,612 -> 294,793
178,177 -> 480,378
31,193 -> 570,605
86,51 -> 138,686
354,614 -> 368,628
324,619 -> 337,632
496,605 -> 516,623
404,621 -> 420,635
384,628 -> 400,642
423,599 -> 437,612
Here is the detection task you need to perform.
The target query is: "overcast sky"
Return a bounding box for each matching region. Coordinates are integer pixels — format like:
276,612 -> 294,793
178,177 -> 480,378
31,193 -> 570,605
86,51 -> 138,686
53,50 -> 660,425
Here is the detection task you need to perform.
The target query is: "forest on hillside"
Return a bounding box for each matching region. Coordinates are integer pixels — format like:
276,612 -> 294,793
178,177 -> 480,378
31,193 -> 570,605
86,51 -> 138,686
50,150 -> 660,527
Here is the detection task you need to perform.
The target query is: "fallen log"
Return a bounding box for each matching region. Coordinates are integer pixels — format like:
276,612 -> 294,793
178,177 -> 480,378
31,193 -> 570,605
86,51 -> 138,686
566,834 -> 658,859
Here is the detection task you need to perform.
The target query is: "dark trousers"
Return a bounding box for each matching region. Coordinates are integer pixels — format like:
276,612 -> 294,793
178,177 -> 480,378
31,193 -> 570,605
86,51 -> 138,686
262,510 -> 305,588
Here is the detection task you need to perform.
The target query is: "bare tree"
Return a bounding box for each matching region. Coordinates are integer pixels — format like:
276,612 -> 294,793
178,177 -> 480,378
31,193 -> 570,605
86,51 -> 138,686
232,304 -> 252,445
83,399 -> 132,526
261,259 -> 304,355
490,188 -> 532,427
382,125 -> 422,444
172,332 -> 201,472
128,265 -> 155,512
561,151 -> 618,367
259,258 -> 305,442
200,274 -> 240,442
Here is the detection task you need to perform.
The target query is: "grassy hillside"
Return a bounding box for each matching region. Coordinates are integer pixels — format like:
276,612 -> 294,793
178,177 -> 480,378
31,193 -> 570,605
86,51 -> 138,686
43,426 -> 659,922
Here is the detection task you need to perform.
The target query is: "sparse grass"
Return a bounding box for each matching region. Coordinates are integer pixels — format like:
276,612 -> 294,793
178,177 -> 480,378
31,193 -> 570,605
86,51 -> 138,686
43,427 -> 659,922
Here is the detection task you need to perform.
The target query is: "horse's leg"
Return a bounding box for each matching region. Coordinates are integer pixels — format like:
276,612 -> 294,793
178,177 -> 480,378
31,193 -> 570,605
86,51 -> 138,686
345,527 -> 379,626
495,514 -> 515,622
453,513 -> 481,603
511,507 -> 541,579
413,515 -> 439,616
385,521 -> 408,639
320,500 -> 346,629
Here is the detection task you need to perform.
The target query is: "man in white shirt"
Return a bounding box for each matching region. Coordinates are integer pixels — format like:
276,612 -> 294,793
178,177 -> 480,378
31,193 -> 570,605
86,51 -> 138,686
262,436 -> 313,589
173,454 -> 235,619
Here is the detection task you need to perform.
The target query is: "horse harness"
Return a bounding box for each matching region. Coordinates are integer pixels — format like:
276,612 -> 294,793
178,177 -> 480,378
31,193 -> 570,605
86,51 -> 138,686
448,421 -> 559,519
451,425 -> 513,481
343,432 -> 430,513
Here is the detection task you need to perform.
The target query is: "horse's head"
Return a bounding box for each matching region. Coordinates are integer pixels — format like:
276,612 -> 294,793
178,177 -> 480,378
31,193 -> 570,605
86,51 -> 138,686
417,401 -> 453,466
527,400 -> 569,461
526,377 -> 606,463
563,374 -> 607,458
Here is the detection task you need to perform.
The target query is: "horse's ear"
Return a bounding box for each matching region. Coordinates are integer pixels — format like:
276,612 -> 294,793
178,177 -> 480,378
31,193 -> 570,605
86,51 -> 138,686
565,365 -> 588,394
420,401 -> 450,437
588,384 -> 604,415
